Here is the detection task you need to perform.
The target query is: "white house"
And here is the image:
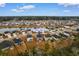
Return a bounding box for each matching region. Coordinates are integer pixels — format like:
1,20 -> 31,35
22,31 -> 27,35
27,34 -> 33,42
36,32 -> 44,41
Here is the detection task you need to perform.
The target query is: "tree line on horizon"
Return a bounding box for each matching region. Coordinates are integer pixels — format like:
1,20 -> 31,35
0,16 -> 79,22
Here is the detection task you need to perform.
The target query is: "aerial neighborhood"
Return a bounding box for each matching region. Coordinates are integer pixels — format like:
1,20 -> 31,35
0,16 -> 79,56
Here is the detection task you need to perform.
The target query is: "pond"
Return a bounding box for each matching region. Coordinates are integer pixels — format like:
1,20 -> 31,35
0,28 -> 49,33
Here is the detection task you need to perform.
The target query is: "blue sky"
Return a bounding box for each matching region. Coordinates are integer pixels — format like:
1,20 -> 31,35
0,3 -> 79,16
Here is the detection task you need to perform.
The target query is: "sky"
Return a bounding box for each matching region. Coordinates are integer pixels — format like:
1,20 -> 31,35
0,3 -> 79,16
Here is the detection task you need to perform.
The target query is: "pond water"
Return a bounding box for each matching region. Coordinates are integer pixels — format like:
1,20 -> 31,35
0,28 -> 49,33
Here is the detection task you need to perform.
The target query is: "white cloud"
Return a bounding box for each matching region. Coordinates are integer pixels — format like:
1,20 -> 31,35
11,5 -> 35,12
63,10 -> 70,12
19,5 -> 35,9
0,3 -> 6,7
58,3 -> 79,7
11,9 -> 24,12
